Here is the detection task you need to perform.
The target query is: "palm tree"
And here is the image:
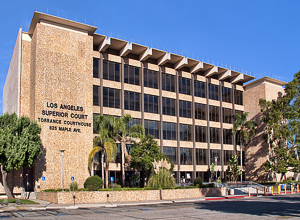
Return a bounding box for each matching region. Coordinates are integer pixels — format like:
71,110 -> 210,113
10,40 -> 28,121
113,114 -> 144,187
232,112 -> 257,182
91,114 -> 144,188
91,115 -> 117,188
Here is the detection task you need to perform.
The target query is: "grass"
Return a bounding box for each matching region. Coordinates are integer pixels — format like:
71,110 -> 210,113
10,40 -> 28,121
0,199 -> 39,204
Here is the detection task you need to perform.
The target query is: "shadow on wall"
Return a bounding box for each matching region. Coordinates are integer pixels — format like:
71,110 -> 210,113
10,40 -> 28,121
0,144 -> 47,196
245,112 -> 270,182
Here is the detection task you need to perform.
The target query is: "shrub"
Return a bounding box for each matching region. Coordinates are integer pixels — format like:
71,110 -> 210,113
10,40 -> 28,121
188,185 -> 197,188
69,181 -> 78,191
147,168 -> 177,190
194,177 -> 203,186
84,176 -> 103,191
176,186 -> 185,189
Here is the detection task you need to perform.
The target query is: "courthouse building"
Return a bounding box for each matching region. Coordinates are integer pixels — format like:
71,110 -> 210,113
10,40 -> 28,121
2,11 -> 285,194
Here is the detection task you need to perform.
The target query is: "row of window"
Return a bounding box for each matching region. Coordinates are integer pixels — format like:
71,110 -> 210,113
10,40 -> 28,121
163,148 -> 241,165
94,86 -> 241,123
93,59 -> 243,105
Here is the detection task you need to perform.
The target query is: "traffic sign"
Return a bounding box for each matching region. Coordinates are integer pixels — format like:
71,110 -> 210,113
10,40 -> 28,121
42,177 -> 45,181
71,177 -> 74,181
110,177 -> 114,181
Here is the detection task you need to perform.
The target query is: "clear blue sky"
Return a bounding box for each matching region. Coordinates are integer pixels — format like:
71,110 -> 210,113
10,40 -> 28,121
1,0 -> 299,114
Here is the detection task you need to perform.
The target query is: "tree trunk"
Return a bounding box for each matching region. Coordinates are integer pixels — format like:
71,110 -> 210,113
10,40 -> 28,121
121,139 -> 125,187
1,165 -> 13,199
105,162 -> 109,188
240,137 -> 243,183
101,152 -> 104,189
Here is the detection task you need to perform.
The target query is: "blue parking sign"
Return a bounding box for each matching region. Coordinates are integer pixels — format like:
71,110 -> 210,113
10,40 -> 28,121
42,177 -> 45,181
110,177 -> 114,181
71,177 -> 74,181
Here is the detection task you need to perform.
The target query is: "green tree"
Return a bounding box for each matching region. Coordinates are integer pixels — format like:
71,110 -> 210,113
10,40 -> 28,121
227,155 -> 242,182
0,113 -> 42,198
232,112 -> 257,182
130,135 -> 174,187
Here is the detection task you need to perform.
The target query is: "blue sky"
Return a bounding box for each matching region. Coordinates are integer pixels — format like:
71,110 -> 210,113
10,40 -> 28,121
0,0 -> 299,114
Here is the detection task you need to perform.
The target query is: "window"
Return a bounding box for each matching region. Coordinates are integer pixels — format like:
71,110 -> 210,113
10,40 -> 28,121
124,64 -> 140,85
194,81 -> 205,98
144,68 -> 158,89
208,84 -> 219,100
93,58 -> 99,78
195,103 -> 206,120
163,147 -> 177,165
223,129 -> 233,145
196,149 -> 207,165
235,90 -> 243,105
103,87 -> 120,108
103,60 -> 120,82
144,120 -> 160,139
128,118 -> 141,127
163,122 -> 177,140
162,98 -> 176,116
124,91 -> 140,111
180,148 -> 193,165
180,124 -> 192,141
209,106 -> 220,122
210,150 -> 221,165
222,87 -> 232,103
115,144 -> 121,163
224,150 -> 234,165
179,77 -> 191,95
93,85 -> 100,106
210,127 -> 220,144
144,94 -> 158,114
222,108 -> 233,124
195,126 -> 206,142
162,73 -> 175,92
179,101 -> 192,118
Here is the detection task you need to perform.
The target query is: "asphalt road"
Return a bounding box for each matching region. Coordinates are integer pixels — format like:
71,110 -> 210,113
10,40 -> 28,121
0,194 -> 299,219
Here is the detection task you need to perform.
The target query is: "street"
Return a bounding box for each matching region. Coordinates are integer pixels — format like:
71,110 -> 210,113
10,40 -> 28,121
0,194 -> 299,219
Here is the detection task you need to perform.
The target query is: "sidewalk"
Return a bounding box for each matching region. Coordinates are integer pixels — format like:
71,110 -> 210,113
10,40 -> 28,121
0,192 -> 297,212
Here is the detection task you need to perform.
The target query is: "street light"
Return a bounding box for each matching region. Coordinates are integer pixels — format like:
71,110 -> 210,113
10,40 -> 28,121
214,157 -> 218,181
60,149 -> 65,191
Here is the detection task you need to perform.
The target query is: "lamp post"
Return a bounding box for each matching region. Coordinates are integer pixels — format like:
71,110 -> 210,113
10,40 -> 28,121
60,150 -> 65,191
214,157 -> 218,181
275,158 -> 277,184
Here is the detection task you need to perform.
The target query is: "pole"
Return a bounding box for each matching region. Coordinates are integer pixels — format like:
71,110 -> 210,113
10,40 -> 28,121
264,187 -> 266,196
240,145 -> 242,183
271,186 -> 273,195
248,187 -> 250,197
297,184 -> 299,193
73,181 -> 75,207
60,150 -> 65,191
278,185 -> 280,194
111,178 -> 113,205
256,187 -> 258,196
291,185 -> 293,194
43,180 -> 45,208
284,184 -> 286,194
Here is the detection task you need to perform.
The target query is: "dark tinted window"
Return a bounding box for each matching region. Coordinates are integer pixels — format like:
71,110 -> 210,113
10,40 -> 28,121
210,150 -> 221,165
180,148 -> 193,165
162,73 -> 175,92
195,103 -> 206,120
179,77 -> 191,95
162,98 -> 176,116
93,58 -> 99,78
124,91 -> 140,111
196,149 -> 207,165
180,124 -> 192,141
163,147 -> 177,165
194,81 -> 205,98
235,90 -> 243,105
210,127 -> 220,144
144,120 -> 159,139
195,126 -> 206,142
163,122 -> 177,140
223,108 -> 233,124
144,94 -> 159,114
124,65 -> 140,85
103,87 -> 120,108
208,84 -> 219,100
223,129 -> 233,145
209,105 -> 220,122
179,101 -> 192,118
103,60 -> 120,82
93,85 -> 100,106
222,87 -> 231,103
144,69 -> 158,89
224,150 -> 234,165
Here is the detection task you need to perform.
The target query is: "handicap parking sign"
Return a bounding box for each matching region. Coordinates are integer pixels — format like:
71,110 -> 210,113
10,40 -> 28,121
71,177 -> 74,181
42,176 -> 45,181
110,177 -> 114,181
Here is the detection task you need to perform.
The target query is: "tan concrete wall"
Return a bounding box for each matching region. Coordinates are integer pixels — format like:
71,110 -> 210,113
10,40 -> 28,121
37,187 -> 226,204
28,22 -> 94,190
3,28 -> 22,115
